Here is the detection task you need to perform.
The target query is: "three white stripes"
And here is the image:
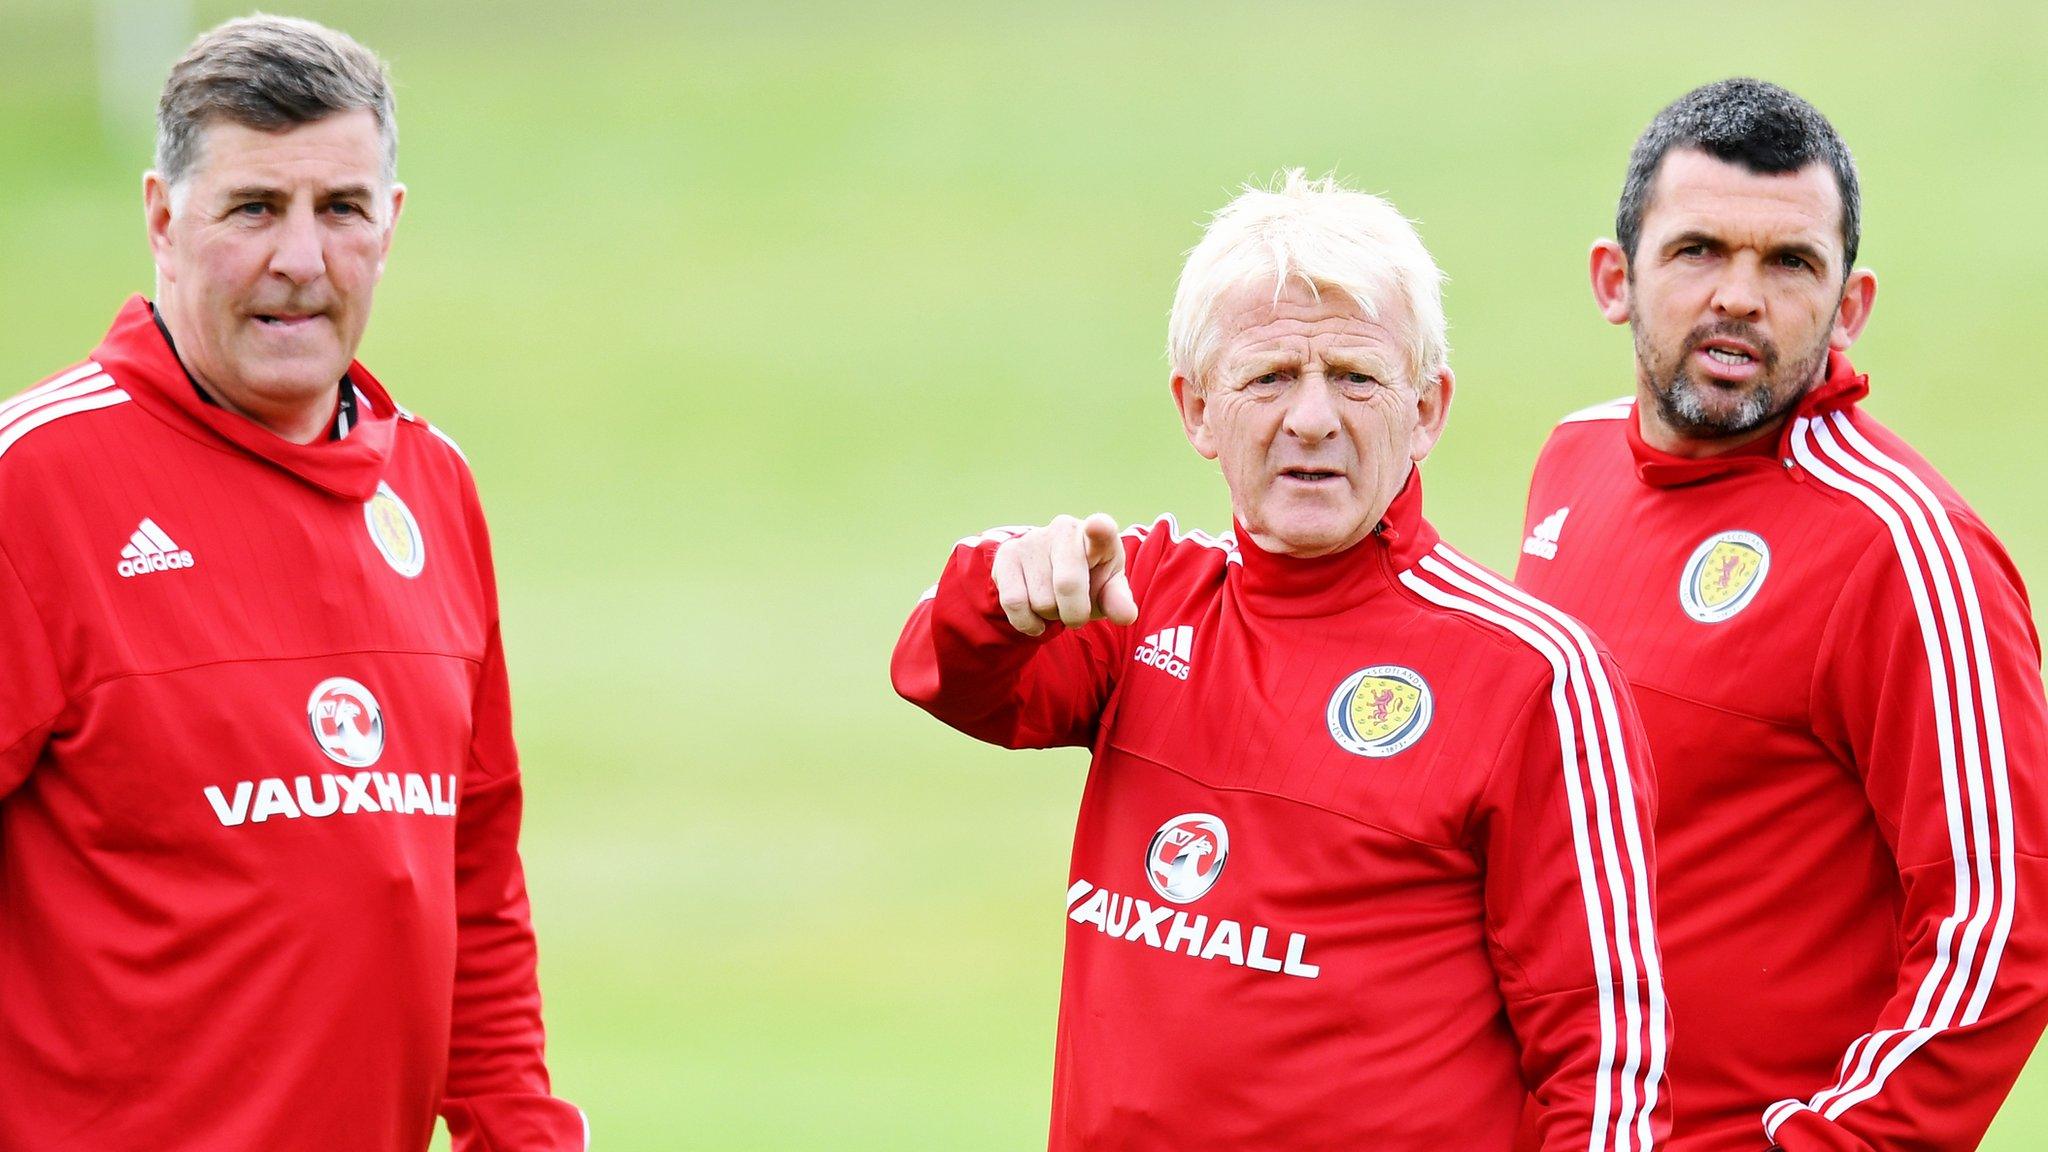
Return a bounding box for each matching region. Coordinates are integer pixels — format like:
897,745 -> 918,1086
121,518 -> 179,559
1403,544 -> 1665,1152
0,361 -> 130,463
1142,625 -> 1193,661
1764,412 -> 2014,1139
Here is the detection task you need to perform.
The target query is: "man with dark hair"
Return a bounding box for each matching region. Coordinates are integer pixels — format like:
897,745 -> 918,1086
1516,77 -> 2048,1150
0,15 -> 583,1150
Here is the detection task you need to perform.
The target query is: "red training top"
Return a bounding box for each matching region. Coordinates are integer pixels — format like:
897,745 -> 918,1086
893,473 -> 1671,1152
1516,352 -> 2048,1152
0,298 -> 585,1151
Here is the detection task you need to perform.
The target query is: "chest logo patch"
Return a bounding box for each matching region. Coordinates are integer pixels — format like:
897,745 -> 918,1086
308,677 -> 386,767
1146,812 -> 1229,904
1680,530 -> 1770,623
365,482 -> 426,578
1328,665 -> 1433,758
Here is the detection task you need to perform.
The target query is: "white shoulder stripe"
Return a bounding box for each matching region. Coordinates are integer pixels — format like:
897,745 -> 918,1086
1559,396 -> 1635,424
1,361 -> 103,423
0,368 -> 115,430
1402,545 -> 1664,1152
426,422 -> 469,464
1426,547 -> 1667,1151
0,383 -> 131,462
1766,413 -> 2012,1139
1124,513 -> 1240,564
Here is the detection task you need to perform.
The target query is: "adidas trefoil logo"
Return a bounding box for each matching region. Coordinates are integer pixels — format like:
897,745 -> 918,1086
1134,624 -> 1194,681
117,517 -> 195,578
1522,507 -> 1569,561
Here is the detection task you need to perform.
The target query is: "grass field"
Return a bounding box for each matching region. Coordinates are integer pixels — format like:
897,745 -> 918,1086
2,2 -> 2044,1147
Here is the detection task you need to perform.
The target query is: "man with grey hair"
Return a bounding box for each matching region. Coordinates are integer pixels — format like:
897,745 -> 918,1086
0,15 -> 583,1150
1517,78 -> 2048,1150
893,170 -> 1670,1150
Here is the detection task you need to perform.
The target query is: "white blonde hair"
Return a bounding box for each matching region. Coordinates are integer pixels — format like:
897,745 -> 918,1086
1167,169 -> 1448,391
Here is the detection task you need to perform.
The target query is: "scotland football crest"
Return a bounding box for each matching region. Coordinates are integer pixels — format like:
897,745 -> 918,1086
1328,665 -> 1433,758
365,481 -> 426,578
1146,813 -> 1229,904
1680,530 -> 1770,623
308,677 -> 386,767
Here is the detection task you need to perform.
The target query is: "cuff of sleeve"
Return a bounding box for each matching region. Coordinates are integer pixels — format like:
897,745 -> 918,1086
444,1094 -> 588,1152
1765,1105 -> 1877,1152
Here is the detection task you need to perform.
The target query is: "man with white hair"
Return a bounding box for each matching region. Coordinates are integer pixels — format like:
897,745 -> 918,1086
0,16 -> 581,1150
893,171 -> 1671,1150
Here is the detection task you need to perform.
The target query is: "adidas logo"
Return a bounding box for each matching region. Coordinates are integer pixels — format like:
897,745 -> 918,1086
117,517 -> 195,578
1134,625 -> 1194,681
1522,507 -> 1568,561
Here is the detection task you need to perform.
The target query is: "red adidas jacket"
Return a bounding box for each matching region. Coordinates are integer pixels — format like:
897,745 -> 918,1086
1516,353 -> 2048,1151
0,298 -> 584,1151
893,473 -> 1671,1151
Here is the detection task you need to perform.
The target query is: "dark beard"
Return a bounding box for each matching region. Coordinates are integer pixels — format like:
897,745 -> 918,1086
1636,320 -> 1831,441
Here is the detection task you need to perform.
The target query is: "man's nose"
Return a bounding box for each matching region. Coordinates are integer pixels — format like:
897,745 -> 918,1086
267,207 -> 326,284
1709,258 -> 1764,319
1283,377 -> 1340,442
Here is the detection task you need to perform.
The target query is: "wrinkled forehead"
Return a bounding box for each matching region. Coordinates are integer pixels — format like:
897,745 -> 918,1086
1211,275 -> 1411,360
180,108 -> 390,194
1641,148 -> 1844,256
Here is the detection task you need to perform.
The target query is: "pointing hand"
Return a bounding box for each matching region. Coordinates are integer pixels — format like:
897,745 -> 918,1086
991,513 -> 1140,636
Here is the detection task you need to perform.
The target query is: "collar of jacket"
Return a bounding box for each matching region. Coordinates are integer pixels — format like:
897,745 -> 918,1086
1230,465 -> 1440,618
1628,349 -> 1870,488
92,295 -> 398,502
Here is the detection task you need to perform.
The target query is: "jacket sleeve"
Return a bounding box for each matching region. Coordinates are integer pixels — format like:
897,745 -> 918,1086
889,525 -> 1140,750
439,485 -> 587,1151
0,540 -> 62,796
1480,648 -> 1670,1152
1767,512 -> 2048,1152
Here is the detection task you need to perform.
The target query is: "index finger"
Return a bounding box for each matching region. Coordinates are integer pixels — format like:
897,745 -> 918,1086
1081,513 -> 1122,566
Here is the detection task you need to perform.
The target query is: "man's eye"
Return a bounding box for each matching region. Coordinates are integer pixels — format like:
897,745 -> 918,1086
1344,372 -> 1376,387
328,202 -> 364,217
1250,372 -> 1283,387
1778,253 -> 1810,270
1677,243 -> 1709,258
234,202 -> 270,216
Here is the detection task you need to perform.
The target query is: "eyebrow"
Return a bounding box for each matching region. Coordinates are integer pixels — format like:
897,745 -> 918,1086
222,184 -> 377,202
1667,229 -> 1831,269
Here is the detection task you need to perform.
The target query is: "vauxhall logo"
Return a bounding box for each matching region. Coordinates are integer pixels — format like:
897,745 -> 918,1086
201,676 -> 457,827
1065,812 -> 1320,980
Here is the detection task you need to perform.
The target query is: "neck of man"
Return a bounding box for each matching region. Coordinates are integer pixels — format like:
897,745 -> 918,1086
153,298 -> 339,446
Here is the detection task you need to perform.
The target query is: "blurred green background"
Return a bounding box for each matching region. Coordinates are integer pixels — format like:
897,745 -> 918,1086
3,1 -> 2044,1147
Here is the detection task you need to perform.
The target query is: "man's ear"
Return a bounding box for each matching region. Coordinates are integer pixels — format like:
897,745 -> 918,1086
1409,367 -> 1454,463
1830,267 -> 1877,351
1589,239 -> 1631,326
1171,372 -> 1218,460
144,171 -> 177,284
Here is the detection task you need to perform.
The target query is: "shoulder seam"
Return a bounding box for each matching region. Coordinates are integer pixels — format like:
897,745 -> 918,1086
1556,395 -> 1634,425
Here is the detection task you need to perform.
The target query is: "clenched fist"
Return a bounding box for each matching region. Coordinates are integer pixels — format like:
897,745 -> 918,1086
991,513 -> 1141,636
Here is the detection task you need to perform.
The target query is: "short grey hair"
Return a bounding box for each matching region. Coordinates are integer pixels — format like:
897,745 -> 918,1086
1168,169 -> 1449,393
155,14 -> 397,187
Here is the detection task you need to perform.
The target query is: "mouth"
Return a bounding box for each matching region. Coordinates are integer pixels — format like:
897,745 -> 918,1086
1279,467 -> 1344,485
1690,336 -> 1765,381
251,312 -> 325,330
